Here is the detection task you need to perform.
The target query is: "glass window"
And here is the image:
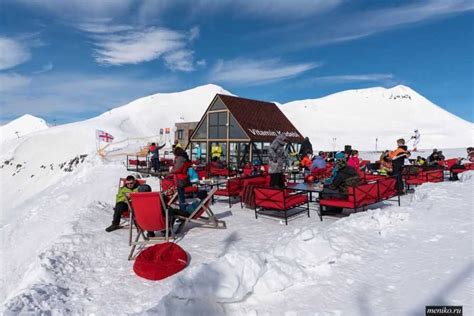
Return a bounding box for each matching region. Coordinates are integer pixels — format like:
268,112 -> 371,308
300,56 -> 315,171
210,98 -> 226,111
193,117 -> 207,139
229,114 -> 247,139
192,142 -> 207,163
229,142 -> 249,169
209,112 -> 227,139
177,129 -> 184,140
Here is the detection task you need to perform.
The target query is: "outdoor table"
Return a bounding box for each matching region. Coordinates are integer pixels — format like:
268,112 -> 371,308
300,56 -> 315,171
286,169 -> 303,183
286,182 -> 324,220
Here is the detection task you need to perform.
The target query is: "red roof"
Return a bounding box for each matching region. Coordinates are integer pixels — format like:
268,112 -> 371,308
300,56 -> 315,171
218,94 -> 304,143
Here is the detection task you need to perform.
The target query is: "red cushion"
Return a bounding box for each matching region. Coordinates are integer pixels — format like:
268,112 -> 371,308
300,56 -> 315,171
184,186 -> 198,193
285,194 -> 308,208
133,242 -> 188,281
319,199 -> 353,209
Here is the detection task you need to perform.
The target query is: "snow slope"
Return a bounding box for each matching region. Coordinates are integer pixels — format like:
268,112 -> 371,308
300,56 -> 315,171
0,114 -> 48,144
1,156 -> 472,314
0,84 -> 230,209
281,85 -> 474,150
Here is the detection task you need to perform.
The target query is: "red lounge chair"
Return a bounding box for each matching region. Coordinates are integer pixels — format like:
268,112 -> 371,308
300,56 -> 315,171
319,178 -> 400,221
126,192 -> 173,260
161,177 -> 198,195
254,187 -> 309,225
175,187 -> 227,233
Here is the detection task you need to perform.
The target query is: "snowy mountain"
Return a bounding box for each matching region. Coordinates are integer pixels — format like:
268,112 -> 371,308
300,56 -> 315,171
0,114 -> 49,144
281,85 -> 473,151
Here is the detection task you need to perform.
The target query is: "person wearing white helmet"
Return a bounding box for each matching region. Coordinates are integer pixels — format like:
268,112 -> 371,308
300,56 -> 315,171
411,129 -> 420,151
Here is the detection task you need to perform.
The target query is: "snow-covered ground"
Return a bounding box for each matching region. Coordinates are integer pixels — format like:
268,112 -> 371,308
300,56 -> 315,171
1,152 -> 473,314
1,84 -> 473,314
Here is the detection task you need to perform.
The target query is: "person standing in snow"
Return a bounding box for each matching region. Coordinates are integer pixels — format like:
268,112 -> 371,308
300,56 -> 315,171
268,134 -> 288,188
389,138 -> 411,194
106,175 -> 139,232
410,129 -> 420,151
170,147 -> 191,211
298,137 -> 313,159
149,142 -> 166,173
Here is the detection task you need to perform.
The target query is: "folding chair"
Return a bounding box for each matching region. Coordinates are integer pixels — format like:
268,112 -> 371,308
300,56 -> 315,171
175,187 -> 227,234
126,192 -> 174,260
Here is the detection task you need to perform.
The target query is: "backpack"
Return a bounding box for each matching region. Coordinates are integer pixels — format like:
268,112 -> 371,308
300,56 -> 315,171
187,167 -> 199,183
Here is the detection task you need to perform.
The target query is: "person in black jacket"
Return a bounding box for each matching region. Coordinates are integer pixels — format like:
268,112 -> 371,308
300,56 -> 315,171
299,137 -> 313,159
389,139 -> 411,193
149,142 -> 166,172
320,159 -> 360,213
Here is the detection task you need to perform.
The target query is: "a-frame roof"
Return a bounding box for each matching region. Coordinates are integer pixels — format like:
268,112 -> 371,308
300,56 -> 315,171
190,94 -> 305,143
217,94 -> 304,143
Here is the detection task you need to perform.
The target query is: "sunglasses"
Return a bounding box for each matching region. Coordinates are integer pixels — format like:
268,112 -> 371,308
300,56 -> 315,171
125,181 -> 135,185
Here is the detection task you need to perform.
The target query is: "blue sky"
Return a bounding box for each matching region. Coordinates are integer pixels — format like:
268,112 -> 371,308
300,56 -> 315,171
0,0 -> 473,124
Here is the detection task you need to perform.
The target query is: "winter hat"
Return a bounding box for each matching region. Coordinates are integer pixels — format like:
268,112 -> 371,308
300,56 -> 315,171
335,152 -> 345,159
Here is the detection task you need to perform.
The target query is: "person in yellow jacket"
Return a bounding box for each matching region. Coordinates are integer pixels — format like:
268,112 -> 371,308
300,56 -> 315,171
106,175 -> 139,232
211,143 -> 222,161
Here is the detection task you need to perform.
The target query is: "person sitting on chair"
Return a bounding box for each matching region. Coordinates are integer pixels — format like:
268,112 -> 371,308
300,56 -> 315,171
320,157 -> 360,213
169,190 -> 208,233
106,175 -> 140,232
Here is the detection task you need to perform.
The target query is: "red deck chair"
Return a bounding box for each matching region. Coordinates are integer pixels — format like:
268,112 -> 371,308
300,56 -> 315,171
175,187 -> 227,233
126,192 -> 173,260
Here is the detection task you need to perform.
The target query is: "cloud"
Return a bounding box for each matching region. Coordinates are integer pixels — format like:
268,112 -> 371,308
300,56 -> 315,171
91,27 -> 189,66
33,62 -> 54,74
209,58 -> 320,85
0,73 -> 32,92
78,26 -> 198,69
250,0 -> 474,51
137,0 -> 342,21
164,50 -> 195,72
14,0 -> 134,22
314,74 -> 395,84
324,0 -> 474,45
0,37 -> 31,70
0,72 -> 182,122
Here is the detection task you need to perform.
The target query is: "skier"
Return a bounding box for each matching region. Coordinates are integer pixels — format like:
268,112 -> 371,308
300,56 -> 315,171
410,129 -> 420,151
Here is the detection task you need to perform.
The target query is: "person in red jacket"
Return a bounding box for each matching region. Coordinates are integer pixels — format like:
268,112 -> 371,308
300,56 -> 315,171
347,150 -> 361,170
169,147 -> 191,210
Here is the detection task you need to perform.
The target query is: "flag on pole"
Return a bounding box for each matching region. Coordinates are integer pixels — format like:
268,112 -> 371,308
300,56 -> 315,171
96,129 -> 114,143
159,128 -> 164,135
165,128 -> 170,134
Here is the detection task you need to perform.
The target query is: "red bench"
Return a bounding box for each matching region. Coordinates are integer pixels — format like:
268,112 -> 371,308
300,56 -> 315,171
404,168 -> 444,190
451,162 -> 474,178
254,187 -> 309,225
318,177 -> 400,220
215,177 -> 244,208
240,175 -> 270,208
209,166 -> 238,177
